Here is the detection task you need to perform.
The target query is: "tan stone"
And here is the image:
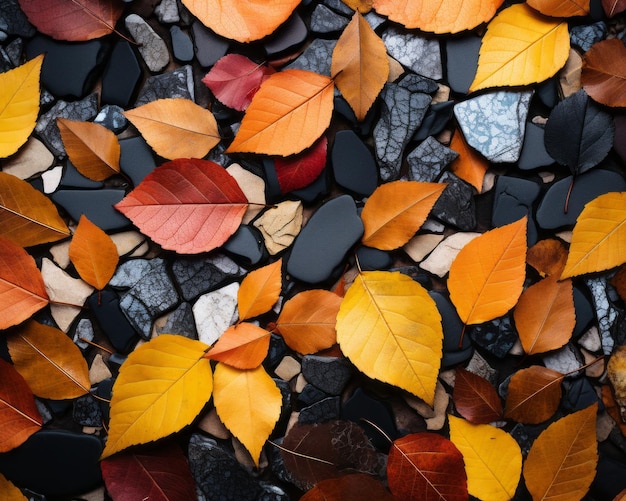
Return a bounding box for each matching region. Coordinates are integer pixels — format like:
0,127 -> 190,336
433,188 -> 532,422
387,56 -> 404,82
555,230 -> 572,243
419,232 -> 481,277
403,233 -> 444,263
538,171 -> 555,183
75,487 -> 105,501
50,240 -> 71,269
198,408 -> 231,439
295,373 -> 308,393
2,137 -> 54,179
482,170 -> 497,192
597,411 -> 615,442
582,348 -> 605,378
431,84 -> 450,104
109,230 -> 148,257
254,200 -> 303,255
274,355 -> 301,381
227,163 -> 266,224
559,48 -> 582,98
89,354 -> 112,385
426,381 -> 449,431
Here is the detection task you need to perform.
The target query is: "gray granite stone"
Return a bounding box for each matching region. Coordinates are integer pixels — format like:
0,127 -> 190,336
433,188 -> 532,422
543,343 -> 584,377
172,254 -> 246,301
5,37 -> 22,66
397,73 -> 439,94
364,10 -> 385,30
301,356 -> 353,395
135,65 -> 194,106
469,316 -> 517,359
298,397 -> 341,424
323,0 -> 354,15
310,4 -> 349,33
407,136 -> 458,182
94,104 -> 128,133
0,0 -> 35,37
431,171 -> 476,231
157,302 -> 197,339
73,318 -> 94,350
570,22 -> 607,52
382,26 -> 442,79
155,0 -> 180,23
585,277 -> 618,355
125,14 -> 170,72
285,38 -> 336,76
170,25 -> 194,62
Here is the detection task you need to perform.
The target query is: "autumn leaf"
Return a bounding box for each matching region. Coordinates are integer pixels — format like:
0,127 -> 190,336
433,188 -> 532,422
0,236 -> 48,330
602,0 -> 626,16
274,137 -> 328,194
448,217 -> 527,326
0,473 -> 27,501
205,323 -> 271,370
343,0 -> 374,12
581,39 -> 626,108
387,433 -> 468,501
213,363 -> 282,466
449,415 -> 522,501
201,54 -> 274,111
527,0 -> 590,17
237,259 -> 282,321
102,335 -> 213,458
611,265 -> 626,303
17,0 -> 124,41
449,130 -> 489,193
0,172 -> 70,247
360,181 -> 446,250
504,365 -> 563,424
331,12 -> 389,121
336,270 -> 443,405
527,238 -> 568,277
0,358 -> 42,453
0,55 -> 43,158
524,404 -> 598,500
123,98 -> 220,160
453,367 -> 503,424
180,0 -> 300,42
469,3 -> 570,92
372,0 -> 504,34
226,69 -> 335,157
276,289 -> 342,355
8,321 -> 90,400
301,474 -> 394,501
561,192 -> 626,279
114,158 -> 248,254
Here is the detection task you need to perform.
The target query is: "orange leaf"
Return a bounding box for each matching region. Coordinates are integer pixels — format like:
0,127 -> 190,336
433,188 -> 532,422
276,290 -> 341,355
57,118 -> 120,181
449,130 -> 488,193
180,0 -> 300,43
514,276 -> 575,355
0,236 -> 48,330
301,474 -> 394,501
8,321 -> 90,400
372,0 -> 504,34
331,12 -> 389,121
237,259 -> 282,321
527,0 -> 590,16
206,323 -> 271,370
0,172 -> 70,247
342,0 -> 373,12
226,69 -> 335,157
582,39 -> 626,108
360,181 -> 446,250
453,367 -> 503,424
527,238 -> 568,277
69,215 -> 119,290
504,365 -> 563,424
0,472 -> 27,500
448,217 -> 527,325
611,265 -> 626,303
601,385 -> 626,436
523,404 -> 598,500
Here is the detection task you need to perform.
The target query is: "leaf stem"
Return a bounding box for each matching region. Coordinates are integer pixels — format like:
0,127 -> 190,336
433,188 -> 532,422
78,337 -> 113,354
458,323 -> 467,349
564,355 -> 605,377
360,418 -> 393,445
267,440 -> 335,465
564,176 -> 575,214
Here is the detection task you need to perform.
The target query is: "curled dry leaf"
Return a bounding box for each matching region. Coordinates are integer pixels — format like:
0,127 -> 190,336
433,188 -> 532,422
602,0 -> 626,17
237,259 -> 282,321
527,238 -> 568,277
527,0 -> 590,17
582,39 -> 626,108
274,137 -> 328,194
301,474 -> 393,501
449,130 -> 489,193
504,365 -> 563,424
205,323 -> 271,370
453,367 -> 503,424
123,98 -> 220,160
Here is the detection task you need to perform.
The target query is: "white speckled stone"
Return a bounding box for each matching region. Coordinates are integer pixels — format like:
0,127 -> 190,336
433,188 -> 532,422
382,26 -> 442,80
125,14 -> 170,72
193,282 -> 239,346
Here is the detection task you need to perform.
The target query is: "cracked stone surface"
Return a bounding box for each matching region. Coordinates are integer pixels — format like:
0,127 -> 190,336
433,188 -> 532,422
193,282 -> 239,346
543,343 -> 585,377
226,164 -> 266,224
492,176 -> 541,244
253,200 -> 303,255
172,254 -> 245,302
431,171 -> 476,231
382,26 -> 442,79
407,136 -> 458,182
285,38 -> 336,76
135,65 -> 194,106
570,21 -> 607,52
125,14 -> 170,72
301,356 -> 353,395
156,302 -> 198,339
311,4 -> 348,33
586,277 -> 619,355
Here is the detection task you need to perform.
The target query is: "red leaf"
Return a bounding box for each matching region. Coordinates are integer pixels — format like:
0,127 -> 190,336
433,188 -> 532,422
602,0 -> 626,17
201,54 -> 274,111
101,442 -> 197,501
301,474 -> 394,501
274,137 -> 328,194
115,158 -> 248,254
453,368 -> 503,424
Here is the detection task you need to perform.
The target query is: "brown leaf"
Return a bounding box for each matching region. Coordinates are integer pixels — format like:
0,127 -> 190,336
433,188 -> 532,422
527,0 -> 590,16
582,39 -> 626,108
504,366 -> 563,424
601,385 -> 626,436
612,265 -> 626,303
206,323 -> 271,370
449,130 -> 489,193
453,367 -> 503,424
301,474 -> 394,501
527,238 -> 568,277
237,259 -> 282,321
602,0 -> 626,17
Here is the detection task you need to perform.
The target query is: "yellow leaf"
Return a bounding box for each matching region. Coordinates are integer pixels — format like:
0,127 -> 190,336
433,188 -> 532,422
226,70 -> 335,157
57,118 -> 120,181
331,12 -> 389,121
448,217 -> 527,325
524,404 -> 598,501
238,259 -> 282,321
0,55 -> 42,158
123,98 -> 220,160
360,181 -> 446,250
213,363 -> 282,466
206,323 -> 271,370
561,192 -> 626,279
102,335 -> 212,458
0,472 -> 27,501
470,3 -> 570,92
527,0 -> 590,17
449,415 -> 522,501
336,271 -> 443,405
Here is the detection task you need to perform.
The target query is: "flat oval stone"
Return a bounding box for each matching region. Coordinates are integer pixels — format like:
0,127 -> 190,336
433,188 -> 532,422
52,189 -> 130,231
264,13 -> 308,56
518,122 -> 555,170
287,195 -> 363,283
341,387 -> 397,450
356,245 -> 393,270
119,136 -> 157,186
223,224 -> 268,267
101,41 -> 142,107
430,291 -> 473,368
191,21 -> 229,67
170,25 -> 194,62
125,14 -> 170,72
88,290 -> 139,353
331,130 -> 378,197
59,161 -> 103,189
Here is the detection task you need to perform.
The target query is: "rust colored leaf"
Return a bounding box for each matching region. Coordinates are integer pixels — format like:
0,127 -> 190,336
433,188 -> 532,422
453,367 -> 503,424
527,238 -> 568,277
57,118 -> 120,181
238,259 -> 282,321
0,236 -> 48,330
360,181 -> 446,250
206,323 -> 270,370
274,136 -> 328,194
611,265 -> 626,303
18,0 -> 124,41
449,130 -> 489,193
504,366 -> 563,424
8,321 -> 90,400
331,12 -> 389,121
527,0 -> 590,16
301,474 -> 393,501
602,0 -> 626,16
0,172 -> 70,247
614,489 -> 626,501
114,158 -> 248,254
582,39 -> 626,108
226,69 -> 335,156
524,404 -> 598,501
343,0 -> 373,12
0,358 -> 42,453
387,433 -> 468,501
276,289 -> 341,355
601,385 -> 626,436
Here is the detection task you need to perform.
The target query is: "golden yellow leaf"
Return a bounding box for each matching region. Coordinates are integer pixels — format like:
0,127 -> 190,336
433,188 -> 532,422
0,472 -> 27,501
527,0 -> 590,17
561,192 -> 626,279
449,130 -> 489,193
237,259 -> 282,321
57,118 -> 120,181
0,55 -> 43,158
336,271 -> 443,405
343,0 -> 373,12
206,323 -> 271,370
524,404 -> 598,501
123,98 -> 220,160
331,12 -> 389,121
448,217 -> 527,325
102,335 -> 213,458
213,363 -> 282,466
360,181 -> 446,250
226,70 -> 335,157
449,414 -> 522,501
470,3 -> 570,92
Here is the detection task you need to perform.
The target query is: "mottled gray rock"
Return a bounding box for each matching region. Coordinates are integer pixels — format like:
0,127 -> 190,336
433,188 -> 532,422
73,318 -> 94,350
431,171 -> 476,231
382,26 -> 442,79
155,0 -> 180,23
470,316 -> 518,359
543,343 -> 585,377
193,282 -> 239,346
157,302 -> 197,339
364,10 -> 385,29
323,0 -> 353,15
298,397 -> 341,424
94,104 -> 128,133
5,37 -> 22,66
585,277 -> 618,355
72,395 -> 102,427
397,73 -> 439,94
285,38 -> 336,76
570,22 -> 607,52
311,4 -> 349,33
172,254 -> 245,301
0,0 -> 35,37
407,136 -> 458,182
135,65 -> 194,106
301,356 -> 353,395
454,90 -> 533,163
125,14 -> 170,72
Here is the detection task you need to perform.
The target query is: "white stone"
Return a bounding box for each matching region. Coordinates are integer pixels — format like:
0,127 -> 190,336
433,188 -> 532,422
155,0 -> 179,23
404,233 -> 444,263
382,26 -> 442,79
543,343 -> 584,377
226,163 -> 266,224
538,171 -> 556,183
579,325 -> 602,353
50,240 -> 71,269
109,230 -> 148,257
482,171 -> 497,192
254,200 -> 303,255
421,218 -> 445,233
125,14 -> 170,72
419,232 -> 481,277
193,282 -> 239,346
42,165 -> 64,193
2,137 -> 54,179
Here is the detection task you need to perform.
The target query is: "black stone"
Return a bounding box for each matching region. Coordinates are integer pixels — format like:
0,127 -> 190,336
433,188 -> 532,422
191,21 -> 229,67
431,171 -> 476,231
301,355 -> 353,395
287,195 -> 363,283
470,315 -> 517,359
101,41 -> 142,107
356,245 -> 393,271
156,302 -> 198,339
135,65 -> 193,106
570,21 -> 607,52
407,136 -> 458,183
615,114 -> 626,164
492,176 -> 541,245
52,189 -> 130,231
170,25 -> 194,62
172,254 -> 245,302
291,167 -> 330,203
94,104 -> 128,133
264,13 -> 308,56
536,78 -> 560,109
561,376 -> 599,414
431,291 -> 473,367
88,290 -> 139,353
0,429 -> 103,497
285,38 -> 336,76
0,0 -> 35,37
341,387 -> 397,450
445,35 -> 481,94
59,161 -> 104,189
331,130 -> 378,197
518,122 -> 555,170
105,354 -> 125,376
592,451 -> 626,500
223,224 -> 268,267
265,334 -> 288,371
333,94 -> 378,134
310,4 -> 349,33
262,158 -> 283,204
119,135 -> 157,186
297,383 -> 329,407
298,396 -> 341,424
72,394 -> 103,427
413,101 -> 455,142
574,285 -> 595,338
